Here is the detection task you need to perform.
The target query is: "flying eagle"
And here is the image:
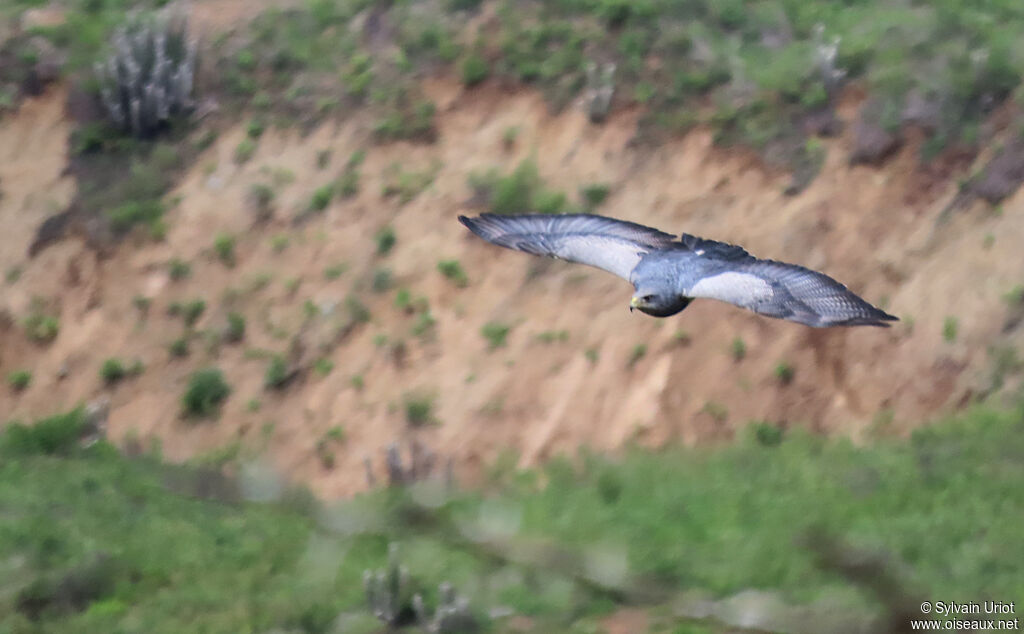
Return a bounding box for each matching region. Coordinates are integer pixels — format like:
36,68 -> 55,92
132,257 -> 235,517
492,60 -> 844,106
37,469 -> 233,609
459,213 -> 897,328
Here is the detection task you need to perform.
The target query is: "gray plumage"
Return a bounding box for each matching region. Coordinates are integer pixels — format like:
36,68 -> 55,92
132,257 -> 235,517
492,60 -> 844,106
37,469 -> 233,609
459,213 -> 898,328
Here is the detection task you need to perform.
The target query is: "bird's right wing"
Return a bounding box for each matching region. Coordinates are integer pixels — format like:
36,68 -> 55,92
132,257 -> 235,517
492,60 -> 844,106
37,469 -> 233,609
459,213 -> 677,281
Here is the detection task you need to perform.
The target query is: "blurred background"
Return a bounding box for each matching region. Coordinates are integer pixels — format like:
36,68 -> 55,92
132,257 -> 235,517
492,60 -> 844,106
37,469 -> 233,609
1,0 -> 1022,632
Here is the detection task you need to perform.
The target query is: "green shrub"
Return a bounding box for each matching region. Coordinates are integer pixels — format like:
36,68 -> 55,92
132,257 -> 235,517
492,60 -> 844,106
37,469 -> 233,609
460,52 -> 489,86
214,234 -> 236,266
168,258 -> 191,281
7,369 -> 31,392
1,408 -> 87,456
225,312 -> 246,343
309,184 -> 334,211
248,183 -> 275,219
314,358 -> 334,377
750,421 -> 784,446
234,138 -> 256,163
182,299 -> 206,328
437,259 -> 469,287
336,168 -> 360,198
775,362 -> 795,385
100,358 -> 127,385
375,226 -> 397,255
731,337 -> 746,361
264,356 -> 290,390
23,312 -> 59,344
481,321 -> 511,349
271,234 -> 290,252
371,268 -> 393,293
346,295 -> 371,323
627,343 -> 647,367
580,183 -> 610,208
246,118 -> 265,139
169,337 -> 189,357
403,392 -> 436,426
943,316 -> 959,342
182,368 -> 231,418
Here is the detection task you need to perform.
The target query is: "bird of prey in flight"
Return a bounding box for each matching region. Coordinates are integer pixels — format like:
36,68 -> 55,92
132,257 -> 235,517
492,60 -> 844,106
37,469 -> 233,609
459,213 -> 897,328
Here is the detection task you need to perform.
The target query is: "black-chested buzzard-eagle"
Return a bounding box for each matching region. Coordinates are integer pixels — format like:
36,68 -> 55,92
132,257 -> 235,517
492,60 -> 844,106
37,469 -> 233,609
459,213 -> 897,328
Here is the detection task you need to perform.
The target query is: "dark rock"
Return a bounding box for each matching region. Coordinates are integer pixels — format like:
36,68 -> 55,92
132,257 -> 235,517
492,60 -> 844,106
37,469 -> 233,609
970,138 -> 1024,204
849,120 -> 901,166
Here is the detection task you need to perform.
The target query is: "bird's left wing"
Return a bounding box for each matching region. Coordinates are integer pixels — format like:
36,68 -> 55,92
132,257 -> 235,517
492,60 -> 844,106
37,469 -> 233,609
459,213 -> 677,281
687,256 -> 898,327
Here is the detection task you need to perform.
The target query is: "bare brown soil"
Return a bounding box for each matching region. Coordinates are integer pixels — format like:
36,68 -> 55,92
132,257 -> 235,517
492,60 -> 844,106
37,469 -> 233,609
2,78 -> 1023,498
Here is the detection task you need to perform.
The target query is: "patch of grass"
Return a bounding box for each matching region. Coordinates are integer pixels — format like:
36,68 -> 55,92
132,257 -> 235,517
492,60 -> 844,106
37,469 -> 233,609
4,266 -> 21,284
346,295 -> 371,324
99,358 -> 128,385
943,316 -> 959,343
403,392 -> 436,427
579,183 -> 610,209
234,138 -> 257,163
270,234 -> 290,253
182,299 -> 206,328
775,361 -> 795,385
168,258 -> 191,281
502,126 -> 519,149
381,161 -> 441,204
701,401 -> 729,423
371,267 -> 393,293
585,347 -> 600,364
23,304 -> 59,344
169,337 -> 189,358
213,234 -> 236,267
481,321 -> 511,350
535,329 -> 569,343
470,158 -> 569,215
264,356 -> 290,390
308,183 -> 334,212
460,51 -> 489,86
437,259 -> 469,287
627,343 -> 647,367
375,225 -> 397,256
314,358 -> 334,377
7,369 -> 31,392
731,337 -> 747,361
181,368 -> 230,418
324,263 -> 347,280
225,312 -> 246,343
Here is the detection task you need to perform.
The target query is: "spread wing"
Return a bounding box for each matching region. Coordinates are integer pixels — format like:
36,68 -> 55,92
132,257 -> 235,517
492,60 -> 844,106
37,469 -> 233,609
459,213 -> 677,281
687,254 -> 898,327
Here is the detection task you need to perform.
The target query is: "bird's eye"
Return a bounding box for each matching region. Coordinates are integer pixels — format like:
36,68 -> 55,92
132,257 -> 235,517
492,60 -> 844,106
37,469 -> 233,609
643,295 -> 655,302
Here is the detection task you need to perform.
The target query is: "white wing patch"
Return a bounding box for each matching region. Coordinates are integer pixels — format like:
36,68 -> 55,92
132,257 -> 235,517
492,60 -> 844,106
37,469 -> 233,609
689,272 -> 773,306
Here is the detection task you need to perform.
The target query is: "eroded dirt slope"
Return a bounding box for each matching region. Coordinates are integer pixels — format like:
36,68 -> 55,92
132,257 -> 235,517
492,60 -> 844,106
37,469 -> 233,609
2,80 -> 1022,497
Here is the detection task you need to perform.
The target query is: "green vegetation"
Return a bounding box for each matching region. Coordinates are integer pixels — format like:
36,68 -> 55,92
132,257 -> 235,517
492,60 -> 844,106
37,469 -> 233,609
323,263 -> 347,280
168,337 -> 189,358
181,368 -> 230,418
314,358 -> 335,377
7,369 -> 31,392
346,295 -> 371,324
436,259 -> 469,287
460,51 -> 489,86
481,321 -> 512,350
99,358 -> 128,385
2,403 -> 1022,631
627,343 -> 648,367
371,267 -> 393,293
579,183 -> 610,209
535,329 -> 569,344
234,137 -> 256,163
775,361 -> 796,385
731,336 -> 747,361
381,161 -> 441,204
308,183 -> 334,212
225,312 -> 246,343
374,225 -> 397,256
213,234 -> 236,267
181,299 -> 206,328
264,356 -> 290,390
23,310 -> 59,344
403,392 -> 436,427
943,316 -> 960,342
470,158 -> 569,215
167,257 -> 191,281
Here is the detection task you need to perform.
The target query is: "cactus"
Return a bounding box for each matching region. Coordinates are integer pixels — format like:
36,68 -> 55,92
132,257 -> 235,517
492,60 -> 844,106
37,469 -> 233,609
94,7 -> 197,138
812,23 -> 845,102
584,61 -> 616,124
363,543 -> 413,626
413,582 -> 479,633
365,439 -> 456,488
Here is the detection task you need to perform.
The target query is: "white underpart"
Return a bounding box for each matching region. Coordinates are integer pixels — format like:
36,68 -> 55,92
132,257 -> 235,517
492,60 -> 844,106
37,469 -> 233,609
689,272 -> 774,306
556,235 -> 645,281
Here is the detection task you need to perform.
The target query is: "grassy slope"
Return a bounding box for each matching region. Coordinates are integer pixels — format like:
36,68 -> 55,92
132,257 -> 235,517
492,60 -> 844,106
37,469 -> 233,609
1,404 -> 1022,632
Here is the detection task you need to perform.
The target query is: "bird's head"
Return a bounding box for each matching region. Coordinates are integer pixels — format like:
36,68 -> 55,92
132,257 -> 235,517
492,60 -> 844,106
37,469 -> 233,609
630,291 -> 692,318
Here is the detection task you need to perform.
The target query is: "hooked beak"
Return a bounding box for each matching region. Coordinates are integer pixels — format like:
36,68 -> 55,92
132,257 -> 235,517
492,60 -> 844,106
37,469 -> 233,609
630,296 -> 642,312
